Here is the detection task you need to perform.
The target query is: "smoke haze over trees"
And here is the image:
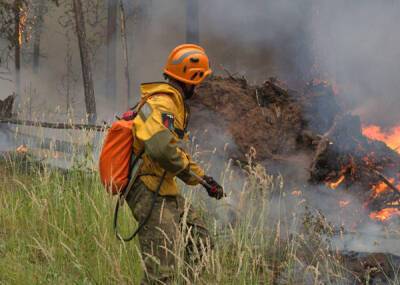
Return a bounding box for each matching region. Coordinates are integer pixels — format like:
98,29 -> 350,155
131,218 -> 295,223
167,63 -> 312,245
0,0 -> 398,126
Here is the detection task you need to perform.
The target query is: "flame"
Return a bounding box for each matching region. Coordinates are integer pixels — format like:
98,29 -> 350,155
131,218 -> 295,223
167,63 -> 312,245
17,7 -> 28,46
291,190 -> 302,197
327,175 -> 345,189
362,125 -> 400,154
371,180 -> 395,198
369,208 -> 400,222
339,200 -> 351,208
16,144 -> 28,154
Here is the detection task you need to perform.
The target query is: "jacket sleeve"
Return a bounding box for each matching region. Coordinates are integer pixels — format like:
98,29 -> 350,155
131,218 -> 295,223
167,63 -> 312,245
134,96 -> 190,175
176,153 -> 205,185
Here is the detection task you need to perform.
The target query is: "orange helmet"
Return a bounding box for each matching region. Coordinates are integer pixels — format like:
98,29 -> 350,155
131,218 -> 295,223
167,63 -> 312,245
164,44 -> 212,85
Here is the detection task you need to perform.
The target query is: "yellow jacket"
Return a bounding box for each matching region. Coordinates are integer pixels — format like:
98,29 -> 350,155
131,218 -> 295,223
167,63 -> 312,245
132,82 -> 205,196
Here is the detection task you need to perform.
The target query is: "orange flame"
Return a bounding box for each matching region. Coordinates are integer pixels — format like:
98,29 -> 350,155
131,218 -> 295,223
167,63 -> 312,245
369,208 -> 400,222
327,175 -> 345,189
16,144 -> 28,154
371,180 -> 395,198
291,190 -> 302,197
18,7 -> 28,46
339,200 -> 351,208
362,125 -> 400,154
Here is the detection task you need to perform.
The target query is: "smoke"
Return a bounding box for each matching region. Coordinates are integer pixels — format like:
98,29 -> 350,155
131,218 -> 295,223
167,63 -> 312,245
139,0 -> 400,128
199,0 -> 313,82
332,222 -> 400,257
311,0 -> 400,128
0,127 -> 14,152
0,0 -> 399,127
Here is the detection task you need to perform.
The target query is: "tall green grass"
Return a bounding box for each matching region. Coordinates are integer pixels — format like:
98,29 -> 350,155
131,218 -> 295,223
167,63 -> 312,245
0,155 -> 142,284
1,152 -> 398,284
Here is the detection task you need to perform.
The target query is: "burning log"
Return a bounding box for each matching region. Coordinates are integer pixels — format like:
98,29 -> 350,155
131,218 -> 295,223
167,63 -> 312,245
309,114 -> 348,183
370,168 -> 400,197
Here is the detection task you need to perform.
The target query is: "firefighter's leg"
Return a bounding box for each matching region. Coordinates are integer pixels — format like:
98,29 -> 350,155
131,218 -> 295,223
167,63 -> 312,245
126,181 -> 181,284
176,195 -> 213,276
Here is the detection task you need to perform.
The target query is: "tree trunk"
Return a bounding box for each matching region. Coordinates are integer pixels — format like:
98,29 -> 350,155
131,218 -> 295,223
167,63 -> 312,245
32,0 -> 46,73
119,0 -> 131,107
186,0 -> 199,44
14,0 -> 22,98
65,42 -> 73,113
106,0 -> 117,109
72,0 -> 97,124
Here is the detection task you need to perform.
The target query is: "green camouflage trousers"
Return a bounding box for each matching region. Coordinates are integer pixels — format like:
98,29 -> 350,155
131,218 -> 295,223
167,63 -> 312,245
126,179 -> 211,284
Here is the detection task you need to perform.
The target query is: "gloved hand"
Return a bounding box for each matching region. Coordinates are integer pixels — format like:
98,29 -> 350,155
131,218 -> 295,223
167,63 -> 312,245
202,175 -> 224,200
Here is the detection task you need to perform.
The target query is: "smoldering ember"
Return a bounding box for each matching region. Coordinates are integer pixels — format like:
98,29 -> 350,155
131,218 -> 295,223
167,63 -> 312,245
1,1 -> 400,284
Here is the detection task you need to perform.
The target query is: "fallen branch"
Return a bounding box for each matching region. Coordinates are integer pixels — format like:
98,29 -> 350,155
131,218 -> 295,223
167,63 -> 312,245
0,76 -> 12,82
0,117 -> 108,132
372,168 -> 400,196
218,64 -> 238,81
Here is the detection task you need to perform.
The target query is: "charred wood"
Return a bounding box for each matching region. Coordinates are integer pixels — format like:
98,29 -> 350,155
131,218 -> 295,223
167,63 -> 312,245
0,95 -> 15,118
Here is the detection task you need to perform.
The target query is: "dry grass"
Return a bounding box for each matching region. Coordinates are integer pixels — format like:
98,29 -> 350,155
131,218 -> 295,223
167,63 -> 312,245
0,142 -> 398,284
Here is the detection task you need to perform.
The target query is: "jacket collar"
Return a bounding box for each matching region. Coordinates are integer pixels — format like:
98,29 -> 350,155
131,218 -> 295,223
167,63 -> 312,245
140,82 -> 184,106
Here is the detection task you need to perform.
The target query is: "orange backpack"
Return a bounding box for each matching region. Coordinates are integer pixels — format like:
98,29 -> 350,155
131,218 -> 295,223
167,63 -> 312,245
99,119 -> 135,194
99,98 -> 167,242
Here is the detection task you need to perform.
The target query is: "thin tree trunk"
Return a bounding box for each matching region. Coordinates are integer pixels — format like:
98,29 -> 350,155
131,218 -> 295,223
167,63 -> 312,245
186,0 -> 199,44
72,0 -> 97,124
14,0 -> 22,98
106,0 -> 117,109
32,0 -> 45,73
65,41 -> 73,113
119,0 -> 131,107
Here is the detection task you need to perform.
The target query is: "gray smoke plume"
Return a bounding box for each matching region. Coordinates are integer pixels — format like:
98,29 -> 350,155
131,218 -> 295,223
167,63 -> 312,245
311,0 -> 400,128
1,0 -> 399,127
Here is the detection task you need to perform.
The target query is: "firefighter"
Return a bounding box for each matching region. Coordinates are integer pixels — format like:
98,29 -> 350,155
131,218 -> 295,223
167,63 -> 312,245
127,44 -> 224,284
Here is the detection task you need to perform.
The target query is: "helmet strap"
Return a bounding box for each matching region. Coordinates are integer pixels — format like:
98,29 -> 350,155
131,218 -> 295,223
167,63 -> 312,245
183,85 -> 195,99
165,75 -> 196,100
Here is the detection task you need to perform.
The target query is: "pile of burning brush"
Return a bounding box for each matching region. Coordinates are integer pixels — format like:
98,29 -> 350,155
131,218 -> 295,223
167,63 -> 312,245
307,107 -> 400,224
191,76 -> 400,227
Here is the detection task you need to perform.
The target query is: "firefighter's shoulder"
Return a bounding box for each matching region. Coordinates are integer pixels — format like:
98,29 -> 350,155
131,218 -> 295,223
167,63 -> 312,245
147,94 -> 177,112
134,94 -> 178,140
141,94 -> 178,119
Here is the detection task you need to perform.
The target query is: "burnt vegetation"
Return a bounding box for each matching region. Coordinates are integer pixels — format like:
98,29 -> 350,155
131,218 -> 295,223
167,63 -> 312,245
191,75 -> 400,225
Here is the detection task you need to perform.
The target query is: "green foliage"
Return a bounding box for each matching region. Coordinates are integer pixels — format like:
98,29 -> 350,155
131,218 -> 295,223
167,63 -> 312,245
0,158 -> 142,284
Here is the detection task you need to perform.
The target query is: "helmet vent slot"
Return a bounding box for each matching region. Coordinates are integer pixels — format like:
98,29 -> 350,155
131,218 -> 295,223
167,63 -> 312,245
190,57 -> 199,63
190,72 -> 199,80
